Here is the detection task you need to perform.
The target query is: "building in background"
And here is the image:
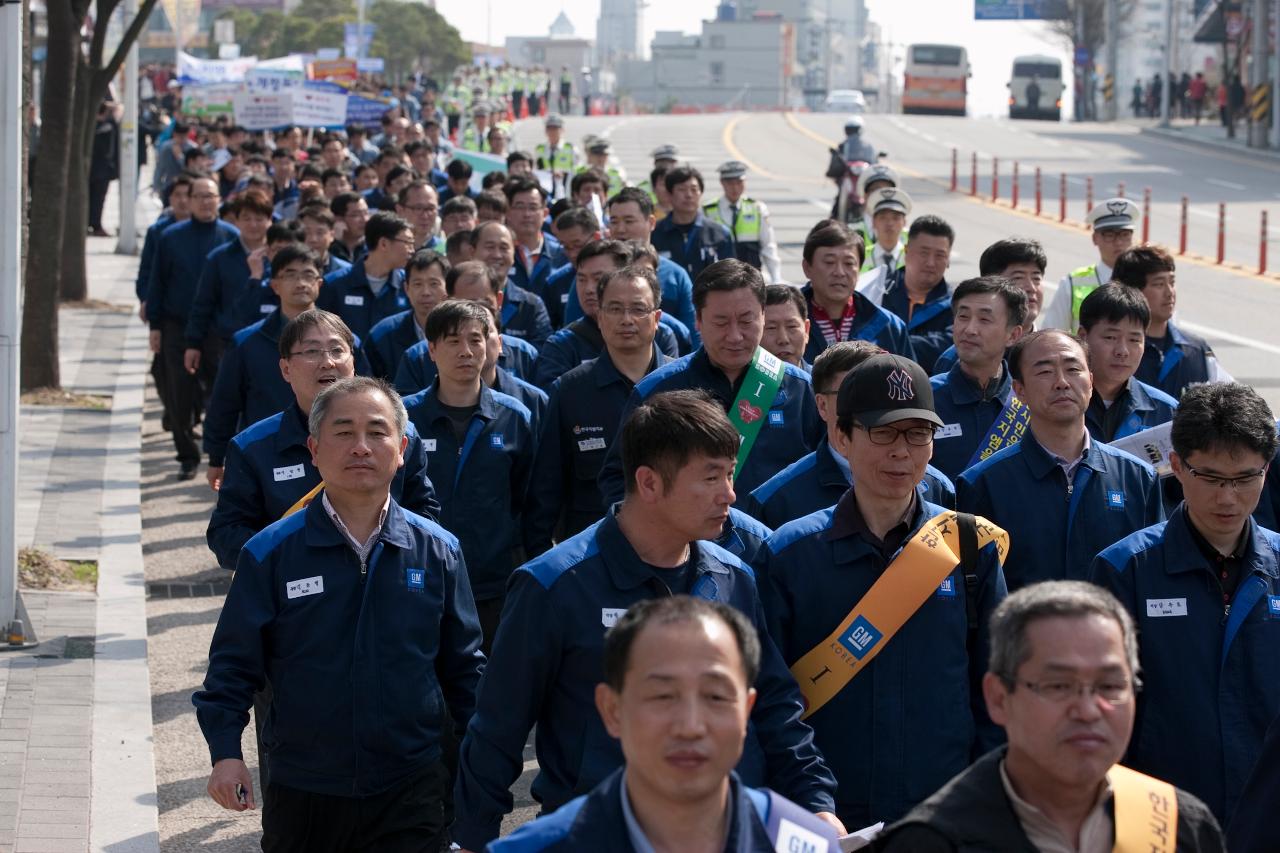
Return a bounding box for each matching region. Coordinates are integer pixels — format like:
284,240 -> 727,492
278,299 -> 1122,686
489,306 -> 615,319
1102,0 -> 1219,115
597,0 -> 644,66
733,0 -> 868,109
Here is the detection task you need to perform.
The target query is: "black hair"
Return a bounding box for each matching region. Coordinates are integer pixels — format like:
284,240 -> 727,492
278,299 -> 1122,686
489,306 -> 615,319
270,243 -> 321,275
385,165 -> 412,186
598,263 -> 662,307
664,165 -> 703,194
907,214 -> 955,245
481,171 -> 507,190
979,238 -> 1047,276
692,259 -> 766,314
1112,245 -> 1176,290
1171,382 -> 1279,461
576,239 -> 630,271
602,596 -> 762,691
445,259 -> 502,295
396,180 -> 437,208
502,175 -> 545,203
329,191 -> 365,218
475,190 -> 509,214
266,221 -> 305,245
802,218 -> 865,266
951,276 -> 1029,328
620,389 -> 740,493
764,284 -> 808,320
365,211 -> 411,252
440,196 -> 478,219
278,308 -> 354,360
406,248 -> 449,279
507,150 -> 535,167
1077,282 -> 1151,332
446,158 -> 473,180
570,168 -> 607,196
445,229 -> 473,255
811,341 -> 885,396
554,205 -> 599,235
609,186 -> 655,219
423,298 -> 493,343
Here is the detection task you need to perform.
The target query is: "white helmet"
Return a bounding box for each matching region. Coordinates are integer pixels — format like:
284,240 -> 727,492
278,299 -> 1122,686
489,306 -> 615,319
844,115 -> 865,134
856,163 -> 900,198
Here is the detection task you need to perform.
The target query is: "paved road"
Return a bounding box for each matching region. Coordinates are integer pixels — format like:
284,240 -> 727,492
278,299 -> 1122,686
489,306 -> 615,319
516,111 -> 1280,408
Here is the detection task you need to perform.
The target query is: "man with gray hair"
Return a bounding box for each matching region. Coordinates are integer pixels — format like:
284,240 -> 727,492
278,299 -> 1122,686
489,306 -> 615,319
194,376 -> 485,852
874,580 -> 1223,852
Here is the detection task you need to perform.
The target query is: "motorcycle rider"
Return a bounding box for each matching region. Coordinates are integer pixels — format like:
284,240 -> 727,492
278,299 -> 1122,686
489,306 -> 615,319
830,116 -> 880,222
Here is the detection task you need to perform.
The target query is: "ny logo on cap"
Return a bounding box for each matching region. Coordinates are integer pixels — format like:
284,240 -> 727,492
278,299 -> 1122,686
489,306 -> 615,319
1107,200 -> 1129,216
886,368 -> 914,401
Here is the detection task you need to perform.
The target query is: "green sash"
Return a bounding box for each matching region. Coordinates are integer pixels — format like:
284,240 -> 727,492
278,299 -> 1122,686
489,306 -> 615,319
727,347 -> 786,477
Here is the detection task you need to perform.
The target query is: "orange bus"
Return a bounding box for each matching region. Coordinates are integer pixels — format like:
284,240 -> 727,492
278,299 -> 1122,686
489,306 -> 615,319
902,44 -> 970,116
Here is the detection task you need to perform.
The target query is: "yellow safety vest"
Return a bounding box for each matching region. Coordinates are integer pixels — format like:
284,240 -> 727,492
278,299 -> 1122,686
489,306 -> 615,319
536,142 -> 577,173
704,198 -> 762,242
460,126 -> 488,153
1068,264 -> 1103,328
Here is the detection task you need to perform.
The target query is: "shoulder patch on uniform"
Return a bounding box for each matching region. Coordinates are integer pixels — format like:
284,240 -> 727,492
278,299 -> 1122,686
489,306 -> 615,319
487,794 -> 588,852
634,353 -> 696,398
1096,522 -> 1169,574
521,523 -> 604,590
698,539 -> 755,577
766,507 -> 837,555
728,507 -> 773,540
781,360 -> 813,385
490,390 -> 534,426
503,333 -> 540,357
244,510 -> 309,563
233,411 -> 286,450
233,321 -> 264,346
1134,379 -> 1180,410
401,509 -> 461,552
751,452 -> 819,505
401,339 -> 430,361
958,439 -> 1025,482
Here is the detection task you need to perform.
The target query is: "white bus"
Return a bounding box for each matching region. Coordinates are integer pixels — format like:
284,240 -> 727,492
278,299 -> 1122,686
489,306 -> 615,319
902,44 -> 969,116
1008,55 -> 1064,121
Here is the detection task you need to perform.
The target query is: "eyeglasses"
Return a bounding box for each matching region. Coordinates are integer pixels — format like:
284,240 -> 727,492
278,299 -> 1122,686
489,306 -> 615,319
1019,679 -> 1134,706
401,204 -> 438,215
855,423 -> 936,446
394,237 -> 418,248
600,304 -> 657,320
1184,464 -> 1267,491
288,346 -> 352,363
1095,229 -> 1133,242
277,270 -> 320,283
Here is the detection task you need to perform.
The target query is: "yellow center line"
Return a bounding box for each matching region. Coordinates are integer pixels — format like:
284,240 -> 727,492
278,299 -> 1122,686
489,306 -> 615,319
722,114 -> 824,184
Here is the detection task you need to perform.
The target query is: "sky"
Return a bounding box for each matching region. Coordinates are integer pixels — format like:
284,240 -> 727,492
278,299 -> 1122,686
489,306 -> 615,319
433,0 -> 1073,117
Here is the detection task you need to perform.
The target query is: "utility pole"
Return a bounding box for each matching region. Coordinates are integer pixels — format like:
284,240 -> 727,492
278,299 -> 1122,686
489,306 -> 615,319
1104,0 -> 1119,121
356,0 -> 365,60
117,0 -> 139,254
1249,0 -> 1269,147
1160,0 -> 1173,127
1,0 -> 26,641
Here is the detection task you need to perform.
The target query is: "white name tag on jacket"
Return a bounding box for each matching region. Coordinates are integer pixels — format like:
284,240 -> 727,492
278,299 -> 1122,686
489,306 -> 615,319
936,423 -> 962,439
344,294 -> 364,306
1146,597 -> 1188,617
423,439 -> 437,452
287,576 -> 324,600
273,464 -> 305,482
601,608 -> 627,628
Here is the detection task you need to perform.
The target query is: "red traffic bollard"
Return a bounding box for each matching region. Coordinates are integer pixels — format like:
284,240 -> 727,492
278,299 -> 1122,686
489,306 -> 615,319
1035,167 -> 1042,216
1142,187 -> 1151,244
1179,196 -> 1188,255
1117,181 -> 1126,198
950,148 -> 958,192
1261,210 -> 1269,275
1011,162 -> 1020,209
1085,176 -> 1094,222
1059,173 -> 1067,223
1217,202 -> 1226,265
970,152 -> 978,197
991,157 -> 999,203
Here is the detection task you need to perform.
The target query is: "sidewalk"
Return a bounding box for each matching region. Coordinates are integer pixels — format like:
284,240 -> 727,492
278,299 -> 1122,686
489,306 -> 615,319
11,180 -> 159,852
1138,116 -> 1280,162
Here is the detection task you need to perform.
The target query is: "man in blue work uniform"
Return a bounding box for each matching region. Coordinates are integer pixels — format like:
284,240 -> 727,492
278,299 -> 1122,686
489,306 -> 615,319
746,341 -> 954,529
396,180 -> 446,253
598,259 -> 823,505
327,191 -> 369,265
538,205 -> 602,329
880,214 -> 956,373
490,597 -> 840,853
761,284 -> 812,371
393,261 -> 539,394
206,309 -> 439,572
137,173 -> 192,435
524,264 -> 670,556
929,277 -> 1029,481
958,329 -> 1164,591
1091,381 -> 1280,825
298,203 -> 351,278
800,220 -> 913,365
453,391 -> 843,851
402,300 -> 536,652
471,220 -> 553,348
1077,283 -> 1178,443
651,166 -> 735,282
147,174 -> 240,480
318,211 -> 414,340
758,352 -> 1007,829
363,250 -> 450,381
597,186 -> 698,333
503,176 -> 563,307
195,376 -> 482,853
1115,245 -> 1224,399
531,240 -> 680,391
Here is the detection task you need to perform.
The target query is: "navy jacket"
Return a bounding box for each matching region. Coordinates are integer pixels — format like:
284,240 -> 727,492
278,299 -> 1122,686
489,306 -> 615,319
1227,712 -> 1280,853
452,512 -> 837,850
718,508 -> 773,567
393,334 -> 539,395
1085,377 -> 1179,443
233,254 -> 351,332
317,260 -> 410,340
502,282 -> 553,350
493,368 -> 549,437
364,309 -> 425,381
929,362 -> 1020,482
530,317 -> 679,392
136,211 -> 175,302
193,497 -> 484,797
880,274 -> 952,373
651,211 -> 735,282
533,262 -> 576,330
524,349 -> 670,556
1138,322 -> 1215,401
1252,446 -> 1280,532
147,218 -> 241,329
489,769 -> 839,853
206,405 -> 440,571
744,436 -> 955,530
507,233 -> 565,308
1091,507 -> 1280,823
185,238 -> 255,345
598,349 -> 823,507
403,383 -> 536,601
801,285 -> 915,365
563,257 -> 699,346
957,433 -> 1164,590
758,497 -> 1007,825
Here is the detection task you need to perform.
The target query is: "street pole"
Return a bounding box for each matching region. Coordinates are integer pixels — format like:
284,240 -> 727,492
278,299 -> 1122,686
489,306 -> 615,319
1105,0 -> 1119,121
0,0 -> 26,639
1250,0 -> 1269,147
356,0 -> 365,60
117,0 -> 139,254
1160,0 -> 1173,126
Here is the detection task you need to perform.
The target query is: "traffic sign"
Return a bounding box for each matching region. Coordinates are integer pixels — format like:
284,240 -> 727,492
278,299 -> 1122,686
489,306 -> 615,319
1074,46 -> 1091,66
975,0 -> 1069,20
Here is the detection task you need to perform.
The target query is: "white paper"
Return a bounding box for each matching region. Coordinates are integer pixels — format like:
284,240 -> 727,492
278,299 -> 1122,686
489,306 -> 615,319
1108,421 -> 1174,477
839,822 -> 884,852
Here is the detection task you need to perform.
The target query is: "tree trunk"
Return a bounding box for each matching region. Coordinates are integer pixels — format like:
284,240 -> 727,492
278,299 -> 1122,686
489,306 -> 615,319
20,2 -> 84,390
59,61 -> 92,303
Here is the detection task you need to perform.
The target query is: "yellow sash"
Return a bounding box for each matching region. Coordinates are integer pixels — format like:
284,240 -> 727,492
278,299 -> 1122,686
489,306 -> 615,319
282,482 -> 324,519
790,511 -> 1008,719
1111,764 -> 1177,853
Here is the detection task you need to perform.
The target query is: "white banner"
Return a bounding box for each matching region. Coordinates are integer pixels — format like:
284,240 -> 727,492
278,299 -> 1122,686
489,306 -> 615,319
290,88 -> 350,127
246,68 -> 305,93
234,87 -> 350,129
178,51 -> 257,85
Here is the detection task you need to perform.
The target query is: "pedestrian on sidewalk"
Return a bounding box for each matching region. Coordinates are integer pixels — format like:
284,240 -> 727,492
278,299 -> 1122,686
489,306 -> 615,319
88,99 -> 121,238
1228,75 -> 1246,139
1217,79 -> 1229,128
1189,72 -> 1207,124
195,376 -> 481,853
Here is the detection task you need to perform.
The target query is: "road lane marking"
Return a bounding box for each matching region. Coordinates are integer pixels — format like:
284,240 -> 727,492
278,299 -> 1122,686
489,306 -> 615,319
1207,178 -> 1247,191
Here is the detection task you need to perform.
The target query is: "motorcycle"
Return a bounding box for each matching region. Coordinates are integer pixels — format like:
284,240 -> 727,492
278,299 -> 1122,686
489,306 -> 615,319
826,149 -> 888,225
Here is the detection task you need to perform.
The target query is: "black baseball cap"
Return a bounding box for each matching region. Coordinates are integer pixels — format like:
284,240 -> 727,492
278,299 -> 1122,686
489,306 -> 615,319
836,353 -> 942,428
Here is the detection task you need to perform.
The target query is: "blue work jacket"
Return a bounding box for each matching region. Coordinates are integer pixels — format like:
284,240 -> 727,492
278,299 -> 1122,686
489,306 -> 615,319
563,257 -> 699,345
651,211 -> 735,282
1084,377 -> 1179,443
929,362 -> 1021,482
800,284 -> 915,365
185,238 -> 255,345
880,274 -> 952,373
501,282 -> 553,350
146,217 -> 240,329
317,260 -> 409,340
529,317 -> 679,392
1137,321 -> 1215,401
393,334 -> 539,395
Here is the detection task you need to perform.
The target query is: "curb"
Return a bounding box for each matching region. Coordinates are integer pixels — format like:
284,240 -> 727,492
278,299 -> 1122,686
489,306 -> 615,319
89,311 -> 160,852
1140,125 -> 1280,164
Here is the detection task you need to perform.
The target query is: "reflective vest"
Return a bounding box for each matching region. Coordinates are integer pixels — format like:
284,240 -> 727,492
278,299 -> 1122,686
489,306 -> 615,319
1068,264 -> 1104,328
861,240 -> 907,274
460,126 -> 488,153
443,84 -> 467,114
576,163 -> 625,196
705,198 -> 762,269
536,142 -> 578,173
